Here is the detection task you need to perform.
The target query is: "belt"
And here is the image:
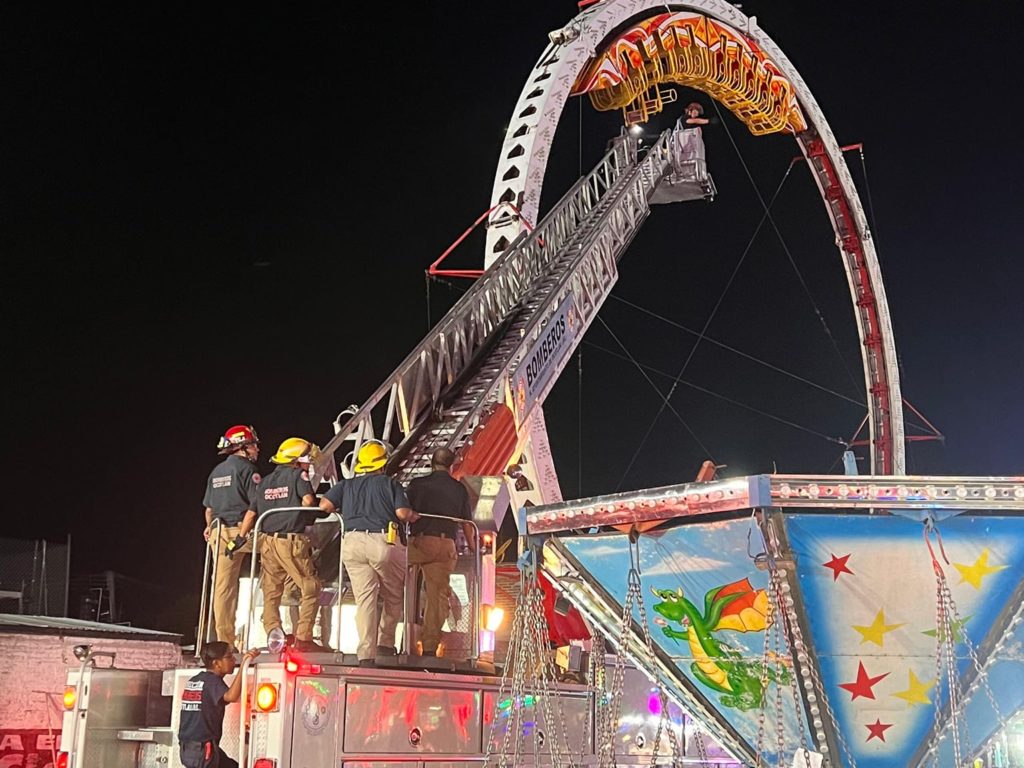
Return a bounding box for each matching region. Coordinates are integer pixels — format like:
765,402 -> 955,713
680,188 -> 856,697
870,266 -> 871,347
265,531 -> 307,539
347,528 -> 388,535
411,532 -> 453,539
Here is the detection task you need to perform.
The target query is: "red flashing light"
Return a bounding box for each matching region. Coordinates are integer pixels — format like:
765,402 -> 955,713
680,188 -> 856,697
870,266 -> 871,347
56,753 -> 69,768
253,759 -> 277,768
285,658 -> 299,674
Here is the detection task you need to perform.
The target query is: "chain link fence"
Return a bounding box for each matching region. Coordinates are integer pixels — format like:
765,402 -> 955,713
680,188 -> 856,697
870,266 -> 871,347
0,536 -> 70,616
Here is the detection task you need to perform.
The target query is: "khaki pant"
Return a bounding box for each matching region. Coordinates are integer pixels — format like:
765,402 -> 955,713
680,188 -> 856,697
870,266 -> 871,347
211,525 -> 252,646
260,534 -> 321,641
342,531 -> 406,661
408,535 -> 457,653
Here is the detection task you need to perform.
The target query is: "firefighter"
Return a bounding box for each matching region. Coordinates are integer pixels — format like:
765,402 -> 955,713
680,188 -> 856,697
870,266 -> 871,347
406,447 -> 475,656
178,642 -> 258,768
318,439 -> 416,666
203,424 -> 261,647
256,437 -> 327,652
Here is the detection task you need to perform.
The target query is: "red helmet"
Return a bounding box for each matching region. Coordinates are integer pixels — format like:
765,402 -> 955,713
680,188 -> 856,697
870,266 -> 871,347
217,424 -> 259,454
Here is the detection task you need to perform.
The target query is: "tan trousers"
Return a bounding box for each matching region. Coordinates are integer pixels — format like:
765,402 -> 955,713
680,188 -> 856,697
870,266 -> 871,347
342,531 -> 406,660
260,534 -> 321,641
211,525 -> 252,646
408,535 -> 457,653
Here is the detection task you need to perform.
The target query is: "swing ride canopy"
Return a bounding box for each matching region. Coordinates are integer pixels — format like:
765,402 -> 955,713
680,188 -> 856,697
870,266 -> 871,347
527,473 -> 1024,767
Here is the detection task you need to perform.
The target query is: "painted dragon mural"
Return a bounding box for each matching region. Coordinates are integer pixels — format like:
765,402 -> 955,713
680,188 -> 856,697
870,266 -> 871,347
652,578 -> 789,710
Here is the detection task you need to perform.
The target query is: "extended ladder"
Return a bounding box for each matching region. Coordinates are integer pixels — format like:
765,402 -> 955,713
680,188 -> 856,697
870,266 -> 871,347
314,124 -> 705,486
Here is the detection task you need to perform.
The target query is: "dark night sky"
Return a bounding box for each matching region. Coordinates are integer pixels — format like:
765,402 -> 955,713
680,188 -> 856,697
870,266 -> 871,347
4,2 -> 1022,632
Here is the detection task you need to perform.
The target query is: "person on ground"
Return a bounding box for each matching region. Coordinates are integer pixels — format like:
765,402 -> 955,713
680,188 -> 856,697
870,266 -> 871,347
318,439 -> 416,666
406,447 -> 475,656
178,642 -> 258,768
203,425 -> 261,646
255,437 -> 327,652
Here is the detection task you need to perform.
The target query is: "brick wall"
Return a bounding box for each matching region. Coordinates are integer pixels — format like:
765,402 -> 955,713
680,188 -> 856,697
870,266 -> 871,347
0,632 -> 181,729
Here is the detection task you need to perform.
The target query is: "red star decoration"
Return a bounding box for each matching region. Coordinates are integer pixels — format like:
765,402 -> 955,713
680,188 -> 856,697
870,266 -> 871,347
839,661 -> 889,700
865,718 -> 894,742
822,553 -> 854,581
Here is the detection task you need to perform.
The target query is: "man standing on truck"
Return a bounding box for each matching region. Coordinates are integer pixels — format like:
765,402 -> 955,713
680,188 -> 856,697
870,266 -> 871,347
256,436 -> 327,652
178,642 -> 259,768
318,439 -> 416,666
406,447 -> 475,656
203,424 -> 261,647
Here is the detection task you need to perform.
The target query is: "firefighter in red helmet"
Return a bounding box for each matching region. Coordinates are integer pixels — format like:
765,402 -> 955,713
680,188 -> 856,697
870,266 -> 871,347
202,424 -> 261,647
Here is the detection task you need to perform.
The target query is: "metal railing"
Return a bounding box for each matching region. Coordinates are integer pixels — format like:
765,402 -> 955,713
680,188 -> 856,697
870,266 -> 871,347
404,513 -> 482,661
243,507 -> 345,651
195,518 -> 224,649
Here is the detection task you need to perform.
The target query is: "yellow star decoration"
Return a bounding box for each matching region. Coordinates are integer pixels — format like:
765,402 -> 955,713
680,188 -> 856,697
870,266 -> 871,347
892,669 -> 935,707
953,548 -> 1008,590
852,609 -> 905,647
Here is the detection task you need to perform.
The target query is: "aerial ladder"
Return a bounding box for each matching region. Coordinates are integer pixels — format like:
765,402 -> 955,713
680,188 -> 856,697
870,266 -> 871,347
313,123 -> 714,493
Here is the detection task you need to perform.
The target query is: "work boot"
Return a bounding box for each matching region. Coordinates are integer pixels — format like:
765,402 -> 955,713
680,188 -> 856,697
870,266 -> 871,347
358,658 -> 376,668
376,645 -> 397,656
294,639 -> 326,653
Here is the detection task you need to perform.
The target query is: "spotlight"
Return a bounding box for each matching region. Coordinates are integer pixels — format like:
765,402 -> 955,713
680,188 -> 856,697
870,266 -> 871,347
72,644 -> 92,662
548,24 -> 580,46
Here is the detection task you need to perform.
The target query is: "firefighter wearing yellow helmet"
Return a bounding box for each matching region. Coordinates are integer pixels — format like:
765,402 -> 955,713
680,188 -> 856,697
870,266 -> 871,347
318,440 -> 417,665
255,437 -> 328,652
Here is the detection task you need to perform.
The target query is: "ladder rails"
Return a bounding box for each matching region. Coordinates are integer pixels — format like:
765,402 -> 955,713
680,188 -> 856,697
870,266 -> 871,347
314,128 -> 682,486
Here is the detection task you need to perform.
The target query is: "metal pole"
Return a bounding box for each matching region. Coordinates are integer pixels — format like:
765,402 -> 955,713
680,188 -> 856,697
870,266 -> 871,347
198,519 -> 223,650
334,515 -> 345,653
64,534 -> 71,618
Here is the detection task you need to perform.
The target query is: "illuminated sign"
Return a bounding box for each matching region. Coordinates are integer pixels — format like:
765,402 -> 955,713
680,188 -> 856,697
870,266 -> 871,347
572,12 -> 807,135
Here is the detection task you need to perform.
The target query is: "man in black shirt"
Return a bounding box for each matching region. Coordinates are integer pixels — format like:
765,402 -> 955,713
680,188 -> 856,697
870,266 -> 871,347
406,448 -> 475,657
203,425 -> 261,646
318,439 -> 415,665
178,642 -> 258,768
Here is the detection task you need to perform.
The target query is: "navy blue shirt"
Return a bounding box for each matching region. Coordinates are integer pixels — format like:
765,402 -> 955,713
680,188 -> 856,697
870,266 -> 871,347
255,465 -> 320,534
178,670 -> 229,744
323,473 -> 409,532
202,455 -> 260,526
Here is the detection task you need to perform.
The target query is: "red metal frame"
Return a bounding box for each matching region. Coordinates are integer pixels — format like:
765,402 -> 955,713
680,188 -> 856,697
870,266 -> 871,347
848,398 -> 943,448
428,203 -> 535,279
800,133 -> 897,472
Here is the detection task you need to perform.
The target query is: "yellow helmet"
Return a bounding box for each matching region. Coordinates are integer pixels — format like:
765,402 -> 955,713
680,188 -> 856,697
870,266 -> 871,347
270,437 -> 320,465
353,440 -> 389,474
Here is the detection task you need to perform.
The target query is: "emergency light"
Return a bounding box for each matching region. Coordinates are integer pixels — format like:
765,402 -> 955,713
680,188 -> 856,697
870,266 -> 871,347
255,682 -> 279,713
63,686 -> 77,710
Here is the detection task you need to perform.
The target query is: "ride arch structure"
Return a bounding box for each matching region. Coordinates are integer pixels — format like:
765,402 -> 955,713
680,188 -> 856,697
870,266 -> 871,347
487,0 -> 904,480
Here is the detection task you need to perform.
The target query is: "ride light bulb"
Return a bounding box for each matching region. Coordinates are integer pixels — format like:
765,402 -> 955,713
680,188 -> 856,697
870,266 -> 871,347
62,687 -> 77,710
255,683 -> 279,713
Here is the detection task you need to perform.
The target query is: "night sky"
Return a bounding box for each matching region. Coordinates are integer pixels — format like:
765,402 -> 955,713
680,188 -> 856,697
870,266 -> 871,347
5,2 -> 1022,634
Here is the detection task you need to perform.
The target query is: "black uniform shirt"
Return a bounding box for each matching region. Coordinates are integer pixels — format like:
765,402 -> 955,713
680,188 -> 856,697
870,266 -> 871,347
408,470 -> 472,537
202,455 -> 260,526
323,473 -> 410,532
178,670 -> 229,745
255,465 -> 320,534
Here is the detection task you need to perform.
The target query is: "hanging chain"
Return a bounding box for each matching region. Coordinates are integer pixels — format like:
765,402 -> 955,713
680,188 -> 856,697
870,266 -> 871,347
485,560 -> 580,768
923,522 -> 1006,766
693,725 -> 710,767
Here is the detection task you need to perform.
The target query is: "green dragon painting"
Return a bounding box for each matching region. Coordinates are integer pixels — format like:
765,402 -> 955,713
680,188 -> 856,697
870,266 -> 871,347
651,579 -> 790,711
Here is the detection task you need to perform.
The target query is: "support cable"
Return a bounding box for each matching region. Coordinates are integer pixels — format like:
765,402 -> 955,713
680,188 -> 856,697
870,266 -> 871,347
858,146 -> 881,253
711,100 -> 862,395
610,295 -> 865,407
586,339 -> 847,447
614,156 -> 794,490
596,316 -> 716,467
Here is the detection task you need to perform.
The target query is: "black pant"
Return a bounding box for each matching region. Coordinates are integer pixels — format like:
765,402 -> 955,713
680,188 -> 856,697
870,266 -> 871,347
179,741 -> 237,768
